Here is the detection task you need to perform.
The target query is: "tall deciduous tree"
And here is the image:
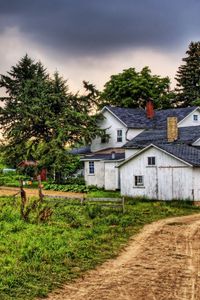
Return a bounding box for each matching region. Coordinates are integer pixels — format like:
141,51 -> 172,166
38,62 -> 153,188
100,66 -> 174,109
175,41 -> 200,106
0,55 -> 102,179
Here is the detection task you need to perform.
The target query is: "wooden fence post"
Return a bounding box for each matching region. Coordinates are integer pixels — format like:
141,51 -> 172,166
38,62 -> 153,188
122,197 -> 125,213
37,175 -> 44,202
19,180 -> 28,220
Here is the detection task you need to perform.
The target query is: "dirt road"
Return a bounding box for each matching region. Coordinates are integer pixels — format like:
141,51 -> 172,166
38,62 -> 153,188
0,186 -> 84,198
45,214 -> 200,300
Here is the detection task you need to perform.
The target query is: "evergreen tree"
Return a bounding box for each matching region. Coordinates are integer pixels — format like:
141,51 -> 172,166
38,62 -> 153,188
0,56 -> 102,180
175,41 -> 200,106
0,54 -> 47,97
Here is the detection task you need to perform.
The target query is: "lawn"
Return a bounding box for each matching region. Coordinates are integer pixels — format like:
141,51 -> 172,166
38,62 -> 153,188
0,196 -> 199,300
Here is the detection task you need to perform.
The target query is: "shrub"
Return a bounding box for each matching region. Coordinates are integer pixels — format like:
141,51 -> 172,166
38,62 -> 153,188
85,205 -> 102,219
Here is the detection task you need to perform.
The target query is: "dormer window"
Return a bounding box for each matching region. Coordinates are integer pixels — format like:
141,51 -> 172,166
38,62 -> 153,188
193,114 -> 198,121
117,129 -> 123,142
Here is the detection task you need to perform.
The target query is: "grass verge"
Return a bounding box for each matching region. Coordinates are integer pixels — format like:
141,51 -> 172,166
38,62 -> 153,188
0,196 -> 199,299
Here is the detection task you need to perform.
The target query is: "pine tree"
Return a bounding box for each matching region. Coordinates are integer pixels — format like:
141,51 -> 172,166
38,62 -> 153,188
175,42 -> 200,106
0,54 -> 47,97
0,56 -> 103,180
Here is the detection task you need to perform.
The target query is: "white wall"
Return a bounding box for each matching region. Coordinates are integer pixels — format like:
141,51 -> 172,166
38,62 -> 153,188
84,160 -> 121,190
91,110 -> 144,152
193,168 -> 200,200
125,149 -> 140,159
104,162 -> 120,190
192,139 -> 200,146
120,147 -> 197,200
91,110 -> 126,152
126,128 -> 144,141
178,109 -> 200,127
84,161 -> 105,187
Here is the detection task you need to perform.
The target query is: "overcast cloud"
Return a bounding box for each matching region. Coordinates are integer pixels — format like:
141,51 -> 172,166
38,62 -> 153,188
0,0 -> 200,92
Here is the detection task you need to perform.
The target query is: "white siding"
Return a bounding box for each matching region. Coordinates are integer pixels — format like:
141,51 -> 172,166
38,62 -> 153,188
104,162 -> 120,190
193,168 -> 200,200
91,110 -> 127,152
120,147 -> 195,200
84,160 -> 120,190
126,128 -> 144,141
192,138 -> 200,146
84,161 -> 105,187
125,149 -> 140,159
178,109 -> 200,127
91,110 -> 144,152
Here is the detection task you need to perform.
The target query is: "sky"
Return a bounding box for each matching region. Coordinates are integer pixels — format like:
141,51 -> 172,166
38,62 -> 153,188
0,0 -> 200,95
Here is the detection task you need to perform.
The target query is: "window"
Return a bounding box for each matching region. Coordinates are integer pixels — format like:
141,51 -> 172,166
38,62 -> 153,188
134,175 -> 144,187
101,133 -> 109,143
193,114 -> 198,121
148,156 -> 156,166
89,161 -> 95,174
117,129 -> 123,142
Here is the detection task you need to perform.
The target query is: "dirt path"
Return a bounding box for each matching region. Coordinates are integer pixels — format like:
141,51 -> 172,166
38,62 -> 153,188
44,214 -> 200,300
0,186 -> 84,198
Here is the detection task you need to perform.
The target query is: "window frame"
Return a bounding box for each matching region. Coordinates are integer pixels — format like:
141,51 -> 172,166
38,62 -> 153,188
193,114 -> 198,121
147,156 -> 156,166
117,129 -> 123,143
101,132 -> 109,144
134,175 -> 144,187
89,161 -> 95,175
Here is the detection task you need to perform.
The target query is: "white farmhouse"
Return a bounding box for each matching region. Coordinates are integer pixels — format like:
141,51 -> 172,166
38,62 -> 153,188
81,101 -> 200,194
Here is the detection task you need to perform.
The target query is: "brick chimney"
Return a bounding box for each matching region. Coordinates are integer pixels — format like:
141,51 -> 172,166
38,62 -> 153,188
146,99 -> 154,119
167,117 -> 178,142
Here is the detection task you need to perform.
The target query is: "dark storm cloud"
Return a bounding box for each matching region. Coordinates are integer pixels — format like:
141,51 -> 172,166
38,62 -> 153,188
0,0 -> 200,55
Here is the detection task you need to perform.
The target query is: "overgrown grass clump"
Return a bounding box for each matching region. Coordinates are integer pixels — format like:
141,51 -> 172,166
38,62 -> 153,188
0,196 -> 199,300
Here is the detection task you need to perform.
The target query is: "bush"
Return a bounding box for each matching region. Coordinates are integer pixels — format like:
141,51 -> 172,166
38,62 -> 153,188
43,183 -> 88,193
0,173 -> 27,187
43,183 -> 102,193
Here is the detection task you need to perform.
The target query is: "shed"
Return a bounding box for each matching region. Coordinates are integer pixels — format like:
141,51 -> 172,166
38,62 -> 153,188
118,144 -> 200,201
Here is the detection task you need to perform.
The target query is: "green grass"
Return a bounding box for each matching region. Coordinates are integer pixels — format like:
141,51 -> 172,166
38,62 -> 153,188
87,190 -> 121,198
0,196 -> 199,300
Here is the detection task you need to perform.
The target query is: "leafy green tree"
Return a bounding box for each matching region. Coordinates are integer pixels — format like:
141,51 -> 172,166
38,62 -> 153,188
0,55 -> 102,181
175,41 -> 200,106
100,66 -> 174,109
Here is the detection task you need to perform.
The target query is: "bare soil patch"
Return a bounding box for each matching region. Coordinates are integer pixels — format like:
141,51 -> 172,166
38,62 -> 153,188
0,186 -> 84,198
44,214 -> 200,300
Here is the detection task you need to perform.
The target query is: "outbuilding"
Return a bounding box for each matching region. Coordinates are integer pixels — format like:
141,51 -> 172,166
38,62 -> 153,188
119,144 -> 200,201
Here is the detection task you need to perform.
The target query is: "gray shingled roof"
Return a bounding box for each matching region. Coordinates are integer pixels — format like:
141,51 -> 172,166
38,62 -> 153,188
124,126 -> 200,148
70,146 -> 91,155
82,152 -> 125,161
106,106 -> 197,129
155,144 -> 200,166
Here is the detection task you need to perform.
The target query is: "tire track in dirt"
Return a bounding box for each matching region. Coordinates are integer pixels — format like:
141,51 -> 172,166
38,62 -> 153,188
43,214 -> 200,300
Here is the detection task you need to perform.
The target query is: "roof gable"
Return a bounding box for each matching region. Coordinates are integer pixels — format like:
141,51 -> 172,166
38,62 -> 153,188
177,107 -> 200,126
119,144 -> 200,168
104,106 -> 198,129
